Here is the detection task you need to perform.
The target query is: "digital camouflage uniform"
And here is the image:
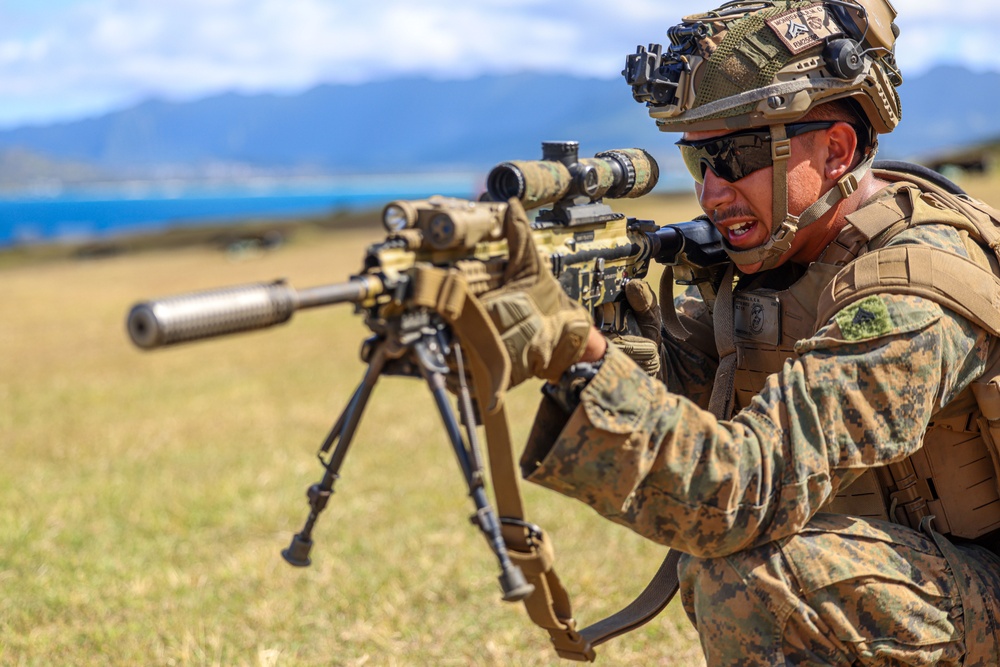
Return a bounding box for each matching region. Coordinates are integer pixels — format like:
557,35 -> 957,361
520,178 -> 1000,665
482,0 -> 1000,662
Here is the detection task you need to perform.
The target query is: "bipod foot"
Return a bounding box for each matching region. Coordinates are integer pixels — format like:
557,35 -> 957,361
282,344 -> 388,570
282,533 -> 314,567
499,564 -> 534,602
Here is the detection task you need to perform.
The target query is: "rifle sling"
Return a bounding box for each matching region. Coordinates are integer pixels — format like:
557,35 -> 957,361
578,549 -> 683,648
410,265 -> 593,659
481,406 -> 596,662
483,396 -> 689,661
659,265 -> 692,342
414,264 -> 687,661
410,266 -> 510,414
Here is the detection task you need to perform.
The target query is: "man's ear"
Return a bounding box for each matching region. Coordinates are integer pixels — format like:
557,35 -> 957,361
824,122 -> 859,181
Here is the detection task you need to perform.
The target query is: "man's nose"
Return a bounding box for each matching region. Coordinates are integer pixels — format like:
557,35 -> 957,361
697,167 -> 736,216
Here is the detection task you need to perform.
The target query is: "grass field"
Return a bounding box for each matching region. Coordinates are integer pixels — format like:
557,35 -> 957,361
0,193 -> 706,666
5,171 -> 999,666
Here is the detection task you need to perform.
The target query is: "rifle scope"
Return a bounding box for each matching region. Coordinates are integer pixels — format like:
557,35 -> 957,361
486,141 -> 659,210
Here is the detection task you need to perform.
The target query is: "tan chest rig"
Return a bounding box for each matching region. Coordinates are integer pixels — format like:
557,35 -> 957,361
711,168 -> 1000,540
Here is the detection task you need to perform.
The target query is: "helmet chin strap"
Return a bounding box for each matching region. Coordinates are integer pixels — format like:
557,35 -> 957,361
722,124 -> 876,271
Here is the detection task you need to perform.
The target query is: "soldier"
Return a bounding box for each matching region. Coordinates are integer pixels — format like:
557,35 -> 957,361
481,1 -> 1000,664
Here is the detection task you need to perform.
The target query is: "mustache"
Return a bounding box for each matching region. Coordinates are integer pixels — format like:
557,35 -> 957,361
712,205 -> 756,225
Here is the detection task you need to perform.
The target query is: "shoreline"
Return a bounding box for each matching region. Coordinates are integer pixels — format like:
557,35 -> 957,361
0,190 -> 701,269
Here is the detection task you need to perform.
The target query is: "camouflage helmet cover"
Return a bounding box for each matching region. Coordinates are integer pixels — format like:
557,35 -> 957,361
624,0 -> 902,134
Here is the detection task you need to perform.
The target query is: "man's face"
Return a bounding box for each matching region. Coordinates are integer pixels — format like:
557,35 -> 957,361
681,126 -> 828,273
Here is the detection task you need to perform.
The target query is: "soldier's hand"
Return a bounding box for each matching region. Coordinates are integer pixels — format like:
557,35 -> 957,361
626,279 -> 663,347
605,280 -> 663,378
480,199 -> 592,387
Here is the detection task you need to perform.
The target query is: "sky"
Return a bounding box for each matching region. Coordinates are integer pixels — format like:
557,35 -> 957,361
1,0 -> 999,129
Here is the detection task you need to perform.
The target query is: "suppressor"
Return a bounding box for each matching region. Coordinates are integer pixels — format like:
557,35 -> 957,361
127,277 -> 382,349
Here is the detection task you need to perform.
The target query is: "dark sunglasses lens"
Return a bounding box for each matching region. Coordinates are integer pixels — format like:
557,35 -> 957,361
727,135 -> 772,179
677,134 -> 771,184
678,143 -> 746,183
678,145 -> 708,183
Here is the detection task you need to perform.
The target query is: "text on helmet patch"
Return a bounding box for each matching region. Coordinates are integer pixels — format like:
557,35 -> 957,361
766,4 -> 845,54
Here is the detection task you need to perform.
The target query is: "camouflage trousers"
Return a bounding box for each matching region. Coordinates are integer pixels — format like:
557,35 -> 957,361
677,514 -> 1000,666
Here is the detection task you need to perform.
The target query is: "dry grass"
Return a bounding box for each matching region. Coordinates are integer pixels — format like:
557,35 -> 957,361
5,173 -> 999,666
0,195 -> 705,666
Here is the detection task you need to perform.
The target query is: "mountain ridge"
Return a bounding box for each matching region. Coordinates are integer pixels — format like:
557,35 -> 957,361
1,66 -> 998,186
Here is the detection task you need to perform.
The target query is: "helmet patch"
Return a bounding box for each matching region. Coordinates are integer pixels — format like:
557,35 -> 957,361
766,4 -> 846,54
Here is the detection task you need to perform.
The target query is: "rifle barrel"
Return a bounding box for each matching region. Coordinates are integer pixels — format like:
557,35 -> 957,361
127,277 -> 382,349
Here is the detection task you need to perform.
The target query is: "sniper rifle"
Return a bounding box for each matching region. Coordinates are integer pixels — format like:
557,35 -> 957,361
126,141 -> 726,660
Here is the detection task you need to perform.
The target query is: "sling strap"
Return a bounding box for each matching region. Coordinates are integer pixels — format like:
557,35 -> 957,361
410,265 -> 511,414
484,401 -> 687,661
410,263 -> 598,660
577,550 -> 684,648
481,406 -> 596,661
659,265 -> 693,343
707,264 -> 739,420
412,261 -> 698,660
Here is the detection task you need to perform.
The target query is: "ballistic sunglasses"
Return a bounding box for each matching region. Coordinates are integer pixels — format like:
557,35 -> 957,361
675,122 -> 837,184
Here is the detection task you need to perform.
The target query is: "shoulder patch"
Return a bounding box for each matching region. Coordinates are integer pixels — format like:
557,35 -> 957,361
835,295 -> 892,341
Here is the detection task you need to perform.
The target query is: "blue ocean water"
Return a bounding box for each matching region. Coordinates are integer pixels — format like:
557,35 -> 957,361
0,174 -> 482,247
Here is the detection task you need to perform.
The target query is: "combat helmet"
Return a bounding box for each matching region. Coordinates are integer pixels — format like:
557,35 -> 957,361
624,0 -> 903,270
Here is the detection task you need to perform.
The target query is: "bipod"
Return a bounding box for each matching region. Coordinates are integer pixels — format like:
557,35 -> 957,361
281,315 -> 534,602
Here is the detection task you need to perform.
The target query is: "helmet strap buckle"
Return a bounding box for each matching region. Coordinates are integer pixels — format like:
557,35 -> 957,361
771,216 -> 799,255
771,137 -> 792,163
837,171 -> 860,199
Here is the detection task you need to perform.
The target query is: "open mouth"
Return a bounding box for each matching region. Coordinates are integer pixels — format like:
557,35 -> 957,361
722,219 -> 759,246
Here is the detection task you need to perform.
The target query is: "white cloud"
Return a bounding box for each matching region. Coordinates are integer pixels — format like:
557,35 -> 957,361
900,0 -> 1000,19
894,4 -> 1000,74
0,0 -> 997,127
0,0 -> 680,100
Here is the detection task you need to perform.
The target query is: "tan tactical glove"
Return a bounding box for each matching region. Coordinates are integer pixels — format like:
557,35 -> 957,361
480,199 -> 592,387
605,280 -> 663,378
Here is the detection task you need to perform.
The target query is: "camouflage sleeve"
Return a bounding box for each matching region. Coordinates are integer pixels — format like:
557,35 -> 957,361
523,225 -> 991,558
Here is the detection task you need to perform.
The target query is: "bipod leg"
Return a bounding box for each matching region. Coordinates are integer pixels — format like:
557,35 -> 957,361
413,337 -> 534,602
452,341 -> 485,484
282,342 -> 390,567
